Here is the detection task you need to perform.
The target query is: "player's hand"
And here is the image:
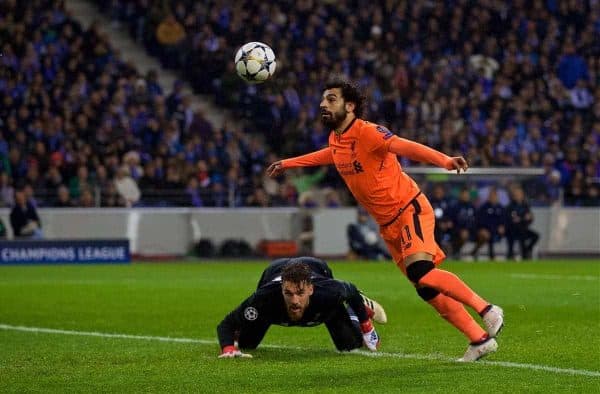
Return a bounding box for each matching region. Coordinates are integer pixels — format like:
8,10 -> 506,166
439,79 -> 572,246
446,156 -> 469,174
266,161 -> 285,178
218,345 -> 253,358
360,321 -> 380,351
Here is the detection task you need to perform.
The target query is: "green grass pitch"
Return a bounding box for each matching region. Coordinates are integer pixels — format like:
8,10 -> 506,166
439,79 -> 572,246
0,260 -> 599,393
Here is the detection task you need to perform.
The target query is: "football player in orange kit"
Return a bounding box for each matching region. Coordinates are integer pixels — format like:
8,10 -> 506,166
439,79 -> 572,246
267,78 -> 504,361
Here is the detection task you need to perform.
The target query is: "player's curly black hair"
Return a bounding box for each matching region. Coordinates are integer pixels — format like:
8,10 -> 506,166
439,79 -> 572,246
281,261 -> 312,285
324,76 -> 366,117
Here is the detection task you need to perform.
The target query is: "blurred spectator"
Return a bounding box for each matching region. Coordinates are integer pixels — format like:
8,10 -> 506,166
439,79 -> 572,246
114,166 -> 141,207
69,166 -> 93,201
155,14 -> 185,69
10,188 -> 43,238
323,188 -> 342,208
557,43 -> 588,90
270,181 -> 297,207
471,188 -> 506,261
0,172 -> 15,207
78,188 -> 96,208
448,189 -> 477,258
429,184 -> 453,254
298,191 -> 318,208
506,186 -> 539,260
246,187 -> 270,207
0,218 -> 6,239
207,182 -> 227,207
569,79 -> 593,109
185,176 -> 203,207
23,184 -> 40,208
347,208 -> 391,261
101,182 -> 124,207
287,168 -> 328,196
54,184 -> 74,207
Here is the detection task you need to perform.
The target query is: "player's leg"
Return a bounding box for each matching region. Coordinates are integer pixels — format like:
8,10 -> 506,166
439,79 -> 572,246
387,238 -> 499,360
385,222 -> 488,339
417,286 -> 490,342
325,305 -> 364,351
360,292 -> 388,324
384,194 -> 503,337
237,322 -> 271,350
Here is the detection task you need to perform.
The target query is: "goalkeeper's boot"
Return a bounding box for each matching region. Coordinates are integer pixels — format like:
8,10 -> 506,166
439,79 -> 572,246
361,293 -> 387,324
481,304 -> 504,337
458,337 -> 498,362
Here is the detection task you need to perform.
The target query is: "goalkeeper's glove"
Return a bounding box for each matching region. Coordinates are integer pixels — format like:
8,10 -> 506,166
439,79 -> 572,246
360,320 -> 380,351
218,345 -> 253,358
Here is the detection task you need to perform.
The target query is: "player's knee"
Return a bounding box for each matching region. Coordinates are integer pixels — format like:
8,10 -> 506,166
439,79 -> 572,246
416,286 -> 440,301
405,260 -> 435,284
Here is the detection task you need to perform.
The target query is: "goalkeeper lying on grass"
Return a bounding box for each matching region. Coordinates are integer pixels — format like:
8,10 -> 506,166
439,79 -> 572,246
217,257 -> 387,358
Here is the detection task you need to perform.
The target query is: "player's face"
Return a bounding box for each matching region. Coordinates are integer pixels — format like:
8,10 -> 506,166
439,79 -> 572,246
320,88 -> 349,129
282,280 -> 314,321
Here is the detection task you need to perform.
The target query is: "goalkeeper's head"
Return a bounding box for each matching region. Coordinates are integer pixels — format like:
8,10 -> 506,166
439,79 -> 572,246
281,262 -> 314,322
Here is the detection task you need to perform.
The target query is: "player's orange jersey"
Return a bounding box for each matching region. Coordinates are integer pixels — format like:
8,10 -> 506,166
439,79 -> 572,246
328,118 -> 420,226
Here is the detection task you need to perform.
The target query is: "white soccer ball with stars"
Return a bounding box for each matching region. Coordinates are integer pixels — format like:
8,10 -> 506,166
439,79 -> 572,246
234,42 -> 276,84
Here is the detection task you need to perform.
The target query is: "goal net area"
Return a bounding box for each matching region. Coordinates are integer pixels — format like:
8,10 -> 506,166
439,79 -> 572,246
406,167 -> 550,207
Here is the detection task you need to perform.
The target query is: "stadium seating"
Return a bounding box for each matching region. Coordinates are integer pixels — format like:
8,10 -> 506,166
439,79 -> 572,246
1,0 -> 598,210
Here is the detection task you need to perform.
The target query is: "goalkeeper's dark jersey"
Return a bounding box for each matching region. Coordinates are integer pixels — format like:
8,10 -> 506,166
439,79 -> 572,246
217,257 -> 369,348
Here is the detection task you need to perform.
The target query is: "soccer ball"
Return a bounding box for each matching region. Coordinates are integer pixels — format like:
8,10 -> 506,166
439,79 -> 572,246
234,42 -> 276,84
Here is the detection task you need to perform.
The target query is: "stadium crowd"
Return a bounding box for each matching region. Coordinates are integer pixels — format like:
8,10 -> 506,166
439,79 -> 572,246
0,0 -> 598,213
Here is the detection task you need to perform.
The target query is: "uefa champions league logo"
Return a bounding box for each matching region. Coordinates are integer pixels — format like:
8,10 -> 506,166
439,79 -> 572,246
244,307 -> 258,321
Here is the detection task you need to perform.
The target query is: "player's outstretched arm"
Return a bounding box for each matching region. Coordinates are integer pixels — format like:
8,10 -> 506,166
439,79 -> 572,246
446,156 -> 469,173
267,147 -> 334,178
387,136 -> 468,173
266,161 -> 286,177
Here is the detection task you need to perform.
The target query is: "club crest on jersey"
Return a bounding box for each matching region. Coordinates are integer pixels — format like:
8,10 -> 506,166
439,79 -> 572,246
244,307 -> 258,321
353,160 -> 364,173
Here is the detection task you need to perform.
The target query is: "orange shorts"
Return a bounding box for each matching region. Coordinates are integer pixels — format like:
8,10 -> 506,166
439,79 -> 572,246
379,193 -> 446,275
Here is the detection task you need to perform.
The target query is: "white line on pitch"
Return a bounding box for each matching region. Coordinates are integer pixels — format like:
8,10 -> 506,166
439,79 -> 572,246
1,323 -> 599,378
510,273 -> 598,281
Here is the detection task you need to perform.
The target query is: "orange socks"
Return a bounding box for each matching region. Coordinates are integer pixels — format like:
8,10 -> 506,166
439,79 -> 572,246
428,293 -> 487,343
419,269 -> 488,314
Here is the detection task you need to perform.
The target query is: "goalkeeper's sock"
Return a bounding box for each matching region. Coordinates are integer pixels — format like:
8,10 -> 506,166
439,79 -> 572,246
419,268 -> 488,313
428,293 -> 488,343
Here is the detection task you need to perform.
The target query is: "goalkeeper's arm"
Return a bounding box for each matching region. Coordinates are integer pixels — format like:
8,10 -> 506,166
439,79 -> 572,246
216,296 -> 256,357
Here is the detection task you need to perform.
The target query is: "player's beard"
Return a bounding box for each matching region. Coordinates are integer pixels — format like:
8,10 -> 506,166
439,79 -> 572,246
287,303 -> 304,321
320,107 -> 348,130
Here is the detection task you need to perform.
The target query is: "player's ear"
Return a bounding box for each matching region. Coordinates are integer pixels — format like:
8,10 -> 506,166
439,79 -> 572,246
345,101 -> 355,114
306,283 -> 314,296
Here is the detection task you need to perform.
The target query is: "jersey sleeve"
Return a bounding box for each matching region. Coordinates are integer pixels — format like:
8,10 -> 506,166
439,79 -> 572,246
387,135 -> 452,169
281,147 -> 334,168
216,292 -> 270,348
360,123 -> 395,156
